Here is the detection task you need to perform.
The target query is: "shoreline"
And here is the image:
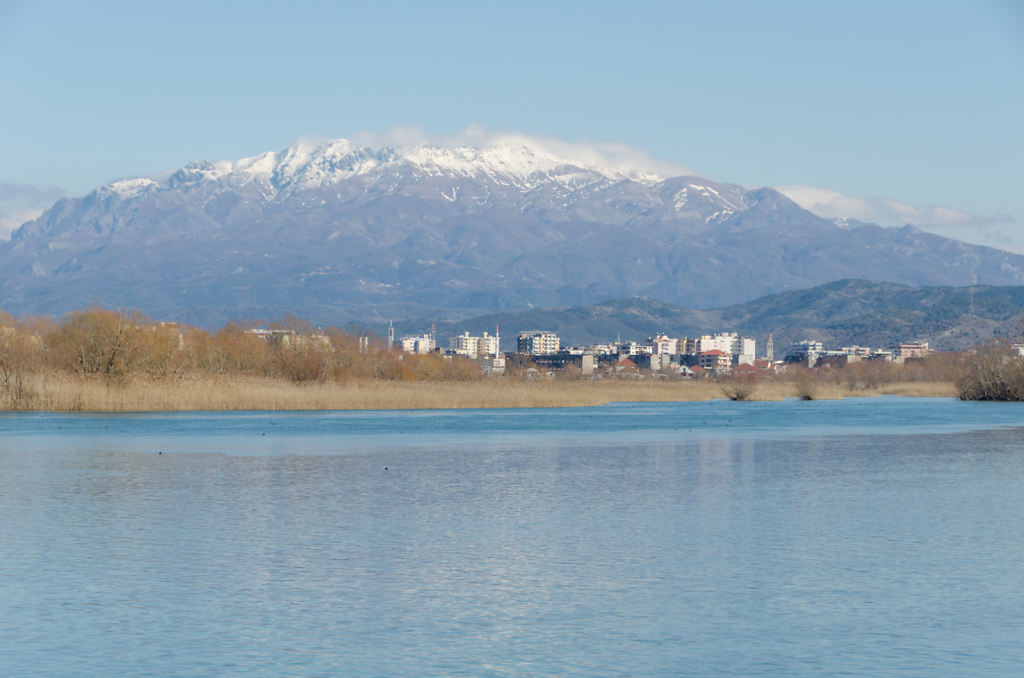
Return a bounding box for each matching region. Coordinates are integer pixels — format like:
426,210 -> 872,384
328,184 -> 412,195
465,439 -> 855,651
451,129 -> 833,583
1,374 -> 959,412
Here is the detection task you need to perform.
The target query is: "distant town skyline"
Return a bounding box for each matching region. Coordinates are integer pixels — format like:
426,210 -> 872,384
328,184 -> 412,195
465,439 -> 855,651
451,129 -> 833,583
1,1 -> 1022,250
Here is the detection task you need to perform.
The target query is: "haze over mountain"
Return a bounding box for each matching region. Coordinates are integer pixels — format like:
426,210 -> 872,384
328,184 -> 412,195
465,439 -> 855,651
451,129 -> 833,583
3,135 -> 1023,327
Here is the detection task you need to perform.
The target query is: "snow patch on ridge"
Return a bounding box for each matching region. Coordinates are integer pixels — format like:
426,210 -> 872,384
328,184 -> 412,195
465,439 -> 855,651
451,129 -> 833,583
105,177 -> 158,198
207,133 -> 673,194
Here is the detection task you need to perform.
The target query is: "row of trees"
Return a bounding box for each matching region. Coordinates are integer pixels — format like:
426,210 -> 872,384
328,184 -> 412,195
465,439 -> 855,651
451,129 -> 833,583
0,308 -> 482,391
769,340 -> 1024,401
715,352 -> 970,401
4,305 -> 1023,401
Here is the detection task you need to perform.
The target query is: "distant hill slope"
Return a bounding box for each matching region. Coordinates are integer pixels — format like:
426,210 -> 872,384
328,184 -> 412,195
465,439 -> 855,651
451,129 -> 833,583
3,136 -> 1024,327
413,279 -> 1024,352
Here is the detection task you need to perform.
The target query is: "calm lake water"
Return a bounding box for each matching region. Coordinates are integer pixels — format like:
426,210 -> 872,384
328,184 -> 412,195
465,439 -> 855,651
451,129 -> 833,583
1,397 -> 1023,676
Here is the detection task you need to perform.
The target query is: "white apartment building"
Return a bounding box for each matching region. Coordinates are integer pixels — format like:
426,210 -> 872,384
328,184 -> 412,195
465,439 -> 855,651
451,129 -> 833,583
897,342 -> 931,360
449,331 -> 500,359
450,332 -> 481,358
688,332 -> 755,364
481,332 -> 500,357
518,330 -> 560,355
616,341 -> 651,356
698,350 -> 732,371
694,333 -> 735,354
736,336 -> 756,366
842,345 -> 873,362
787,340 -> 823,364
400,334 -> 435,354
649,334 -> 679,355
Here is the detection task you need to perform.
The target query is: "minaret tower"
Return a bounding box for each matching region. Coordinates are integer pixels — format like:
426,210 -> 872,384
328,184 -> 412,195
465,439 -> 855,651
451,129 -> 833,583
387,320 -> 395,351
766,333 -> 774,362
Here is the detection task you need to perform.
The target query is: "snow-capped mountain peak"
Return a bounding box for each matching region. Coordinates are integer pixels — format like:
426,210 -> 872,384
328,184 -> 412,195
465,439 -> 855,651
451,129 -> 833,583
23,134 -> 748,249
148,135 -> 668,197
393,136 -> 658,185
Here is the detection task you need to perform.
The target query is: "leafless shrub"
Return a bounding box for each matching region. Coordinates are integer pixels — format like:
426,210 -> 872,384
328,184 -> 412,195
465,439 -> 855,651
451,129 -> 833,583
791,368 -> 817,400
957,341 -> 1024,401
718,373 -> 758,401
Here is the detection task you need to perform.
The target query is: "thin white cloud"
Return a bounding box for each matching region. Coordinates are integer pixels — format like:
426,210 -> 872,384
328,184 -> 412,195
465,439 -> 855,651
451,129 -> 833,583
0,182 -> 65,203
0,206 -> 46,240
352,124 -> 701,180
776,184 -> 1020,252
0,183 -> 66,240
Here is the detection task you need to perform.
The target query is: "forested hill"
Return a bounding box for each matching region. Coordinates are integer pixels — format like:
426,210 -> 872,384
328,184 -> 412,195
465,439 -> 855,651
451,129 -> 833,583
412,279 -> 1024,351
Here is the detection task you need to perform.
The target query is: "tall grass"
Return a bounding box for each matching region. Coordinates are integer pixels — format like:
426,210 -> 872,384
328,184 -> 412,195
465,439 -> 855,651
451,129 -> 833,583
0,305 -> 962,411
0,372 -> 958,412
4,373 -> 731,411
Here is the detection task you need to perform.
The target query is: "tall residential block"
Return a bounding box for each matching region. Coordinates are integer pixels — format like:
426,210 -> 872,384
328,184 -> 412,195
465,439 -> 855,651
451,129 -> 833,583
517,330 -> 560,355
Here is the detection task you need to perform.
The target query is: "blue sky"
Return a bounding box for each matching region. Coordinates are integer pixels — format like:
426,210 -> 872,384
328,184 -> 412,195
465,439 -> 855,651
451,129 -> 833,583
1,0 -> 1022,248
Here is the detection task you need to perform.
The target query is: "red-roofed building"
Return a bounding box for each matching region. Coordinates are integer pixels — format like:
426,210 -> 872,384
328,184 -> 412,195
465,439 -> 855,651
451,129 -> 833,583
615,356 -> 640,375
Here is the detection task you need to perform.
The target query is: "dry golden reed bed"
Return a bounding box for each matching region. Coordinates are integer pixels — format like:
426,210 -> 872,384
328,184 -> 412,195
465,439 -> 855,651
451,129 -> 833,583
5,373 -> 957,412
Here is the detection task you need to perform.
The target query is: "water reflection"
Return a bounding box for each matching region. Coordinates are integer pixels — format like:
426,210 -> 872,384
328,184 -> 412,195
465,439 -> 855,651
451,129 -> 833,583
1,408 -> 1023,676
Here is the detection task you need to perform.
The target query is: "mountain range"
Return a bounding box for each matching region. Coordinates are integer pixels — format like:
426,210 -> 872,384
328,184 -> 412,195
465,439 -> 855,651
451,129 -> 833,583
3,136 -> 1023,327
